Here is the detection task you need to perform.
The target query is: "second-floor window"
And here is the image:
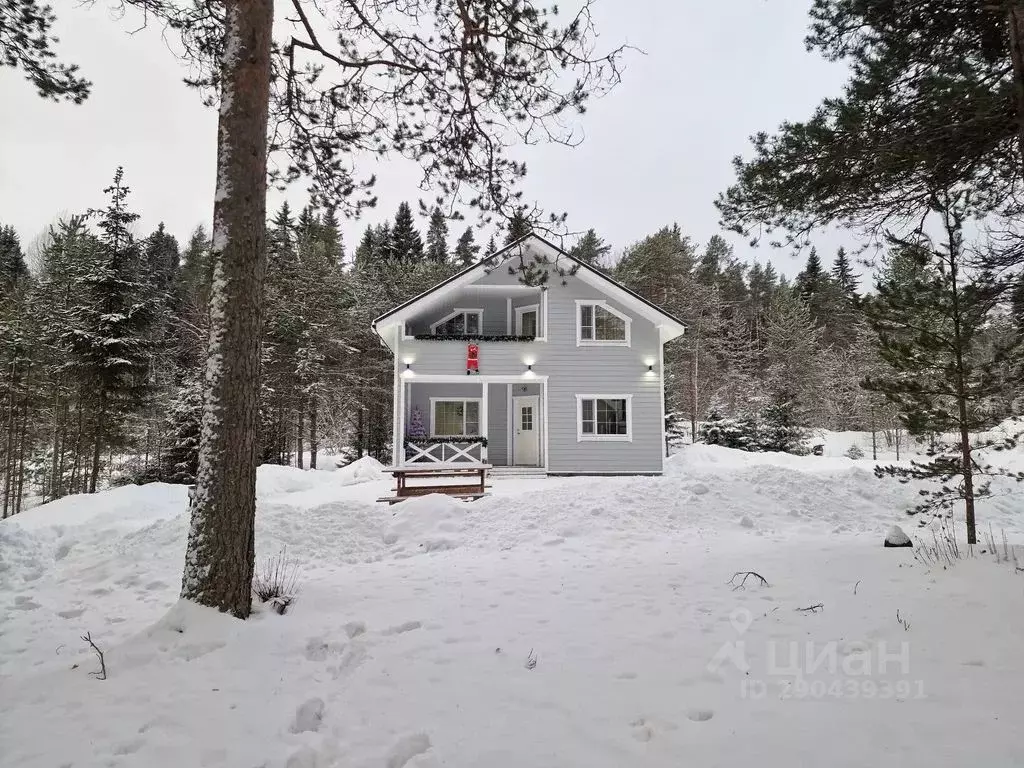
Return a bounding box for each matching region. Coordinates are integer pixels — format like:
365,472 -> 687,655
431,309 -> 482,336
577,301 -> 630,346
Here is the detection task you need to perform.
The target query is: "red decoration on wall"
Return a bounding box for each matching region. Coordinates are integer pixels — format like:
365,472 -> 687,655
466,343 -> 479,375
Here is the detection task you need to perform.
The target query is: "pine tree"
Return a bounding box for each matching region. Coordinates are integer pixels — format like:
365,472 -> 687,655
486,235 -> 498,256
864,196 -> 1024,544
320,207 -> 345,267
757,398 -> 810,454
503,208 -> 532,244
162,369 -> 204,483
1012,275 -> 1024,337
0,222 -> 33,516
2,1 -> 91,102
695,235 -> 730,286
392,202 -> 424,262
375,223 -> 395,263
832,247 -> 859,297
67,168 -> 154,493
142,223 -> 180,296
719,2 -> 1024,245
453,227 -> 479,267
570,228 -> 610,265
795,248 -> 825,301
0,225 -> 28,292
425,206 -> 449,263
179,225 -> 213,310
354,225 -> 376,268
762,289 -> 827,427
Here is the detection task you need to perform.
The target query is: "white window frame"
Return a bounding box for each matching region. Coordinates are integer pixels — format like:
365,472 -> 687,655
514,303 -> 540,336
429,397 -> 483,437
575,394 -> 633,442
575,300 -> 631,347
430,308 -> 483,336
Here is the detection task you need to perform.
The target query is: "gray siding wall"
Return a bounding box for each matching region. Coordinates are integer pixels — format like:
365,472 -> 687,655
396,267 -> 667,474
487,383 -> 509,466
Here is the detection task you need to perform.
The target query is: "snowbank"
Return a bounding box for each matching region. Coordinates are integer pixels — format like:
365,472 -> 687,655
2,445 -> 1023,767
335,455 -> 386,486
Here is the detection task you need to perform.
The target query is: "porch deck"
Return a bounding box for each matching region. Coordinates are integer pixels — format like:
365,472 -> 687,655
396,378 -> 546,470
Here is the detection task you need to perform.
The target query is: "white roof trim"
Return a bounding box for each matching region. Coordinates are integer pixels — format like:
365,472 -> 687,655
371,234 -> 686,342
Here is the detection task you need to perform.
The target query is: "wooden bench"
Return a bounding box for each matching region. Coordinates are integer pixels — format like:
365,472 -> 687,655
377,463 -> 492,505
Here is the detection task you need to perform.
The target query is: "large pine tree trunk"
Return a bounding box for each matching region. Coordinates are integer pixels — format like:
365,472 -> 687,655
309,397 -> 318,469
296,407 -> 304,469
1007,3 -> 1024,168
181,1 -> 273,619
49,388 -> 62,500
89,392 -> 105,494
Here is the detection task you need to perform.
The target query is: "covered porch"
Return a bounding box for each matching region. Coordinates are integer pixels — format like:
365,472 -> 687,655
394,375 -> 547,468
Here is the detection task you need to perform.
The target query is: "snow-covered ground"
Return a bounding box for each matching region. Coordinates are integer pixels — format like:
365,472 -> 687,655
2,444 -> 1023,767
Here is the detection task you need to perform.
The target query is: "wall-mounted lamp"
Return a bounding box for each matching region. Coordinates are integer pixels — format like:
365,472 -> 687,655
648,364 -> 654,372
402,362 -> 413,377
527,363 -> 533,371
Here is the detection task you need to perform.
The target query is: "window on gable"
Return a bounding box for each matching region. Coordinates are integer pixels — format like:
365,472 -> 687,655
432,399 -> 481,436
432,310 -> 482,336
578,396 -> 631,441
578,302 -> 627,343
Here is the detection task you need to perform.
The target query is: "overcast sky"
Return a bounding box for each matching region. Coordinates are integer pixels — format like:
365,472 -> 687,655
0,2 -> 851,276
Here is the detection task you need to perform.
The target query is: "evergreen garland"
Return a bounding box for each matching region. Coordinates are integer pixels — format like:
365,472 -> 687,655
413,334 -> 535,342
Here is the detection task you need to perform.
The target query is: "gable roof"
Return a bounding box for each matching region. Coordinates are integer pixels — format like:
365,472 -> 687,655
371,233 -> 687,340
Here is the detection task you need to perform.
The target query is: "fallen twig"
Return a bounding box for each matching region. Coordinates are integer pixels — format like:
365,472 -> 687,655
81,632 -> 107,680
853,580 -> 861,595
728,571 -> 769,591
796,603 -> 824,614
896,609 -> 911,632
524,648 -> 537,670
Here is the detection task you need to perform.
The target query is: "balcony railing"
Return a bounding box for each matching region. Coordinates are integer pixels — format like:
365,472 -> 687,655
412,334 -> 535,342
404,437 -> 488,464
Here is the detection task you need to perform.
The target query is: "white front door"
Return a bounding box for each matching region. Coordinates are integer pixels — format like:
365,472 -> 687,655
513,395 -> 540,466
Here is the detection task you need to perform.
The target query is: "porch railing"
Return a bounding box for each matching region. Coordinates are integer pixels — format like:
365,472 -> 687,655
404,438 -> 487,464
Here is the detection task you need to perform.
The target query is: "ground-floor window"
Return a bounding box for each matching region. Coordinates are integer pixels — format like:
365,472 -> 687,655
576,395 -> 631,441
430,398 -> 481,437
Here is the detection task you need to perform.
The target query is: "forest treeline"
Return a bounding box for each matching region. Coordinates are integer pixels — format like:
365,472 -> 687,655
2,170 -> 1023,516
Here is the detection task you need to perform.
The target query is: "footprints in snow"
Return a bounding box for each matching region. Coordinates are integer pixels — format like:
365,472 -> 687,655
629,709 -> 715,743
385,733 -> 432,768
382,620 -> 422,636
290,697 -> 325,734
687,708 -> 715,722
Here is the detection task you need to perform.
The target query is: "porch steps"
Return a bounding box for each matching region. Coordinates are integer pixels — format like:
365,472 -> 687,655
489,466 -> 547,479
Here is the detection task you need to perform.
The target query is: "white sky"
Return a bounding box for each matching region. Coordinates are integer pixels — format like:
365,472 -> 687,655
0,1 -> 852,276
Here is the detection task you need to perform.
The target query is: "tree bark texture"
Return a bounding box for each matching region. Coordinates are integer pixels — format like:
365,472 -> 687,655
309,398 -> 318,469
1007,3 -> 1024,169
181,0 -> 273,619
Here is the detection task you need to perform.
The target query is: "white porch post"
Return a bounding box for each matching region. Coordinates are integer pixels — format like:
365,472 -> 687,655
480,380 -> 489,464
396,377 -> 407,466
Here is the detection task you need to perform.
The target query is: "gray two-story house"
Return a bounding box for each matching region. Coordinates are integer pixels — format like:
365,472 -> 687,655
371,234 -> 686,475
